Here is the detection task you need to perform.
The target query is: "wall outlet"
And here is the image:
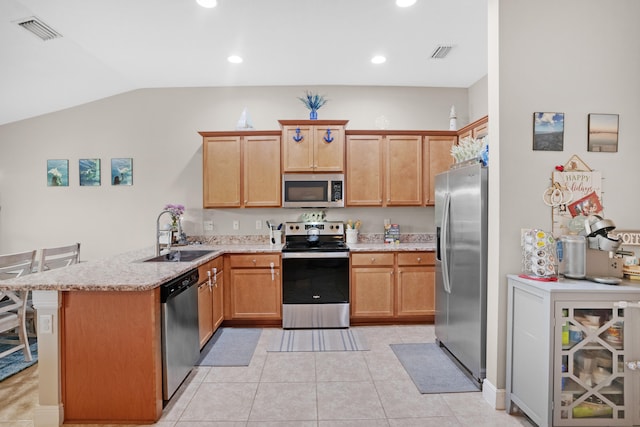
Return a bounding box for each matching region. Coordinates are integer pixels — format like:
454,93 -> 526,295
233,220 -> 240,230
39,314 -> 53,334
203,220 -> 214,231
256,220 -> 262,230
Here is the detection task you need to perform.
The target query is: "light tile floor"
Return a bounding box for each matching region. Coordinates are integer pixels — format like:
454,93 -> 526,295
0,325 -> 535,427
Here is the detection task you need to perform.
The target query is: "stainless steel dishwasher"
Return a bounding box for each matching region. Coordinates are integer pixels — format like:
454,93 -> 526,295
160,268 -> 200,401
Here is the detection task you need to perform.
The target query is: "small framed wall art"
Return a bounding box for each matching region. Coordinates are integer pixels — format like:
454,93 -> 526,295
533,112 -> 565,151
79,158 -> 101,186
111,158 -> 133,185
588,113 -> 619,152
47,159 -> 69,187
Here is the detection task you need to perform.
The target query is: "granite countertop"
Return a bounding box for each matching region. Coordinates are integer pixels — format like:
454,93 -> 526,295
0,241 -> 433,292
0,244 -> 281,292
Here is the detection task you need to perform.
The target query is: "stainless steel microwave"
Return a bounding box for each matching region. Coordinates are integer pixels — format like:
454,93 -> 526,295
282,173 -> 345,208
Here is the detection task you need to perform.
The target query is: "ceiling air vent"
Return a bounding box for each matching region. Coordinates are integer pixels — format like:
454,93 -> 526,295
17,16 -> 62,41
431,45 -> 452,59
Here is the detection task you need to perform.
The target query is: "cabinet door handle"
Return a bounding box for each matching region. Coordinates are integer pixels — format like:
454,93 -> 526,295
371,257 -> 376,263
417,257 -> 422,263
252,259 -> 257,265
207,270 -> 212,290
270,261 -> 275,281
212,267 -> 217,285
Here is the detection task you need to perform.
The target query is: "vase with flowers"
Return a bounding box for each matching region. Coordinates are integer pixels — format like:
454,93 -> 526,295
298,91 -> 327,120
164,203 -> 185,243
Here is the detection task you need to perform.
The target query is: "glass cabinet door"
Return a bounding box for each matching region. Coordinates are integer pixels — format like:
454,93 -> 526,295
555,302 -> 629,425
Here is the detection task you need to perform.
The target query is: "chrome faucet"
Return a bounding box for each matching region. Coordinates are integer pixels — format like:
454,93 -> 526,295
156,210 -> 182,256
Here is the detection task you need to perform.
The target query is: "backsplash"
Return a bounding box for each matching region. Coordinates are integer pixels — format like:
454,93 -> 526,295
189,233 -> 435,245
357,233 -> 436,243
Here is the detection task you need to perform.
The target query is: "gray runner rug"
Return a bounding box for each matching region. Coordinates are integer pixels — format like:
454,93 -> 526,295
268,329 -> 368,352
390,343 -> 480,394
197,328 -> 261,366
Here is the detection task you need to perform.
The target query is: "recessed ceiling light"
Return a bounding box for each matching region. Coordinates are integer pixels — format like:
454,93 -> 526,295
371,55 -> 387,64
196,0 -> 217,8
396,0 -> 417,7
227,55 -> 243,64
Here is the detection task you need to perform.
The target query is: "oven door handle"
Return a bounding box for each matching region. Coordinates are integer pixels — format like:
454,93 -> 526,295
282,251 -> 350,259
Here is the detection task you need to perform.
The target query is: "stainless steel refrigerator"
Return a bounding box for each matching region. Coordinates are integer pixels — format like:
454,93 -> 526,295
435,162 -> 488,385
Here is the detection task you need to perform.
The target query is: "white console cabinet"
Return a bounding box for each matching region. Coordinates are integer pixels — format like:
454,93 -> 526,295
506,274 -> 640,427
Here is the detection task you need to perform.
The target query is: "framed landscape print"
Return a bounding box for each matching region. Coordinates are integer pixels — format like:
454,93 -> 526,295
47,159 -> 69,187
79,158 -> 101,186
533,112 -> 564,151
111,158 -> 133,185
588,113 -> 619,152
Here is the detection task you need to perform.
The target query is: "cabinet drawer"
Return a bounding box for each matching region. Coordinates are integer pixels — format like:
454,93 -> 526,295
229,253 -> 280,268
397,252 -> 434,266
351,252 -> 394,266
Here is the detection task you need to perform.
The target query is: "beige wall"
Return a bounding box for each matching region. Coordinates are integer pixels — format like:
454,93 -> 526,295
485,0 -> 640,402
468,75 -> 489,123
0,85 -> 468,260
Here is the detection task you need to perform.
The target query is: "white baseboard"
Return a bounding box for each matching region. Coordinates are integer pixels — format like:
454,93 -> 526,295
34,403 -> 64,427
482,378 -> 506,410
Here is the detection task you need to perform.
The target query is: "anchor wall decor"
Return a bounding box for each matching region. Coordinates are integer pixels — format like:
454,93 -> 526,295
324,129 -> 334,143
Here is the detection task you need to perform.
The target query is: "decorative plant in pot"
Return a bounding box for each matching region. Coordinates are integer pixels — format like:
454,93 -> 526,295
298,91 -> 327,120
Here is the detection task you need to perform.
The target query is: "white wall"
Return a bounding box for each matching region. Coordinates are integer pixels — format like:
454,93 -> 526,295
485,0 -> 640,398
468,75 -> 489,122
0,85 -> 467,260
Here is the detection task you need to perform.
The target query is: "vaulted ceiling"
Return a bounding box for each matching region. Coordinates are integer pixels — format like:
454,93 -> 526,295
0,0 -> 487,125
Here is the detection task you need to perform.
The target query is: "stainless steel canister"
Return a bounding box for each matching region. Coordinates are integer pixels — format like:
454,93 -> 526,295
560,235 -> 586,279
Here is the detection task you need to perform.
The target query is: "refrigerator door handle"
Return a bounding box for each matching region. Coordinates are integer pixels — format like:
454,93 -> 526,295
441,192 -> 451,294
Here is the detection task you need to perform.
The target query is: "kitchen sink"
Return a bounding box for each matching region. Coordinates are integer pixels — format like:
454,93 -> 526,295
141,249 -> 215,263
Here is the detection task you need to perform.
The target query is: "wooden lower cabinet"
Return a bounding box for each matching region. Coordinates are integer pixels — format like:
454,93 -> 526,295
396,252 -> 435,317
226,253 -> 281,321
197,256 -> 224,348
212,265 -> 224,330
351,252 -> 395,318
351,251 -> 435,323
61,289 -> 163,424
197,278 -> 213,348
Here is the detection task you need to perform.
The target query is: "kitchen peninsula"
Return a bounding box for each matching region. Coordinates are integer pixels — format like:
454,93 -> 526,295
0,240 -> 435,426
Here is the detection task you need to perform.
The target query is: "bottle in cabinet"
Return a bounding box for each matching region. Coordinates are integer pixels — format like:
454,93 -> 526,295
556,304 -> 628,424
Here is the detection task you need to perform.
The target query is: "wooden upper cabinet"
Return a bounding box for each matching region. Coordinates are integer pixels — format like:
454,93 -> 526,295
243,135 -> 281,207
346,135 -> 384,206
346,133 -> 422,206
457,115 -> 488,141
201,132 -> 281,208
280,120 -> 347,172
203,136 -> 242,207
423,135 -> 456,205
385,135 -> 422,206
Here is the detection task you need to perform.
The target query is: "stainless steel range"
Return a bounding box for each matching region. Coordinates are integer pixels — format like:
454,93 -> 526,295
282,221 -> 350,329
